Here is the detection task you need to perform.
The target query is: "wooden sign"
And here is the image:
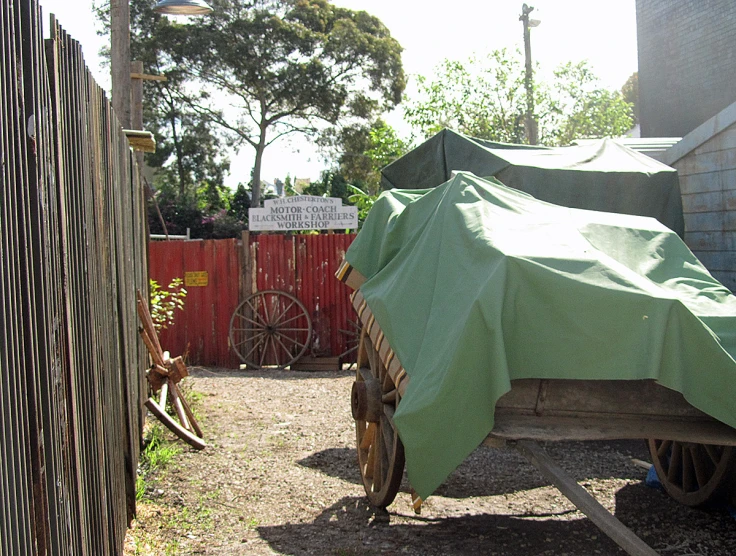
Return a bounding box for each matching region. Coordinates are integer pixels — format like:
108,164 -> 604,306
184,271 -> 209,287
248,195 -> 358,231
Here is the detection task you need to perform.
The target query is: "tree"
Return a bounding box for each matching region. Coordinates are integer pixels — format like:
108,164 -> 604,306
94,0 -> 233,198
158,0 -> 405,207
404,51 -> 528,143
542,61 -> 635,145
404,51 -> 634,146
621,72 -> 639,123
321,119 -> 409,194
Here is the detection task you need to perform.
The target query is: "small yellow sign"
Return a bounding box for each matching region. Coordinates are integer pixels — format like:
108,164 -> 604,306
184,271 -> 209,287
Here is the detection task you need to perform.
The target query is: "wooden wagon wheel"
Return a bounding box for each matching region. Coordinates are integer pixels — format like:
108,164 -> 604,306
145,373 -> 205,451
229,290 -> 312,369
137,290 -> 205,451
648,439 -> 736,506
351,332 -> 405,507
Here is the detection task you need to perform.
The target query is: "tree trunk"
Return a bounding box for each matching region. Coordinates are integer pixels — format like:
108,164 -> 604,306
251,136 -> 267,208
170,113 -> 187,198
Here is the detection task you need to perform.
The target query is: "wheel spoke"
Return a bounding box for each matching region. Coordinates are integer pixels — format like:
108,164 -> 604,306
275,313 -> 308,327
365,437 -> 376,480
246,298 -> 268,327
273,334 -> 295,363
657,439 -> 672,459
373,427 -> 383,492
381,415 -> 394,455
242,333 -> 267,361
361,422 -> 376,451
275,333 -> 308,351
271,333 -> 282,367
271,300 -> 296,326
259,335 -> 271,367
691,445 -> 712,489
235,313 -> 266,329
682,446 -> 695,492
382,390 -> 397,404
668,443 -> 682,484
272,326 -> 310,333
704,444 -> 721,465
234,330 -> 266,348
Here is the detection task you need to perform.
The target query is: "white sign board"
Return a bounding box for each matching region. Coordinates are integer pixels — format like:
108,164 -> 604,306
248,195 -> 358,231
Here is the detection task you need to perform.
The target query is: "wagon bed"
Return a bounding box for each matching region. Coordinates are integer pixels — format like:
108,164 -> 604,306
345,286 -> 736,555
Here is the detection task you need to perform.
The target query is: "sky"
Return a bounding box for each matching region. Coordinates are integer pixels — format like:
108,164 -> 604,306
38,0 -> 638,187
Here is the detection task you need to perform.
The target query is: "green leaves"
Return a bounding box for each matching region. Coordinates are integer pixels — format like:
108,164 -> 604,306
150,278 -> 188,331
170,0 -> 405,207
405,52 -> 634,147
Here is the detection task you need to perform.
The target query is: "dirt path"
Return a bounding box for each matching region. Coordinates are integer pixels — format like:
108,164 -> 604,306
127,368 -> 736,555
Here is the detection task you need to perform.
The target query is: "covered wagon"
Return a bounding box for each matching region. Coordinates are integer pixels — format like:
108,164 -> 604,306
336,171 -> 736,555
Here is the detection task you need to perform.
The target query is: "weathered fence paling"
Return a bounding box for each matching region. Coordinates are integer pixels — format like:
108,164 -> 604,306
1,3 -> 149,555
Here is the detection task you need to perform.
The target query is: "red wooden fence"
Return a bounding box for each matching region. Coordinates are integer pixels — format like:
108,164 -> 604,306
149,239 -> 241,367
149,233 -> 357,368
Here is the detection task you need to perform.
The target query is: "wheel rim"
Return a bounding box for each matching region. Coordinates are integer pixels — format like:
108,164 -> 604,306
648,439 -> 735,506
354,334 -> 405,508
229,290 -> 312,369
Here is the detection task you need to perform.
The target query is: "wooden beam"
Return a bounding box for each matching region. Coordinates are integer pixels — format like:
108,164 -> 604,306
515,440 -> 659,556
130,72 -> 168,82
123,129 -> 156,153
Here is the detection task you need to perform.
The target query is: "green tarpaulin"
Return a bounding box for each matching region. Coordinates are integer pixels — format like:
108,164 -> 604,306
381,129 -> 684,237
346,173 -> 736,500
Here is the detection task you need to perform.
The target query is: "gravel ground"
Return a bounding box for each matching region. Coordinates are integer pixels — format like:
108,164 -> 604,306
126,367 -> 736,555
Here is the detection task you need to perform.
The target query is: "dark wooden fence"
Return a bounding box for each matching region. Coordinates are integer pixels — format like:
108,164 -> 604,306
149,233 -> 357,368
1,2 -> 148,555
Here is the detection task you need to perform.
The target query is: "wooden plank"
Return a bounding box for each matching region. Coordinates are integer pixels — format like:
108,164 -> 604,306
130,72 -> 167,82
682,189 -> 736,214
491,414 -> 736,445
515,441 -> 659,556
676,170 -> 732,195
693,251 -> 736,272
684,210 -> 736,233
693,125 -> 736,156
685,231 -> 736,252
710,270 -> 736,292
290,356 -> 341,371
674,148 -> 736,177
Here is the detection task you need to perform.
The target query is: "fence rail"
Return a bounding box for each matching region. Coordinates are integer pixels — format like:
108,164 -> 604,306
1,2 -> 148,555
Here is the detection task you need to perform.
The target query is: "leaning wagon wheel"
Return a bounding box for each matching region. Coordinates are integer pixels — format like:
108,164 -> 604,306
229,290 -> 312,369
648,439 -> 736,506
145,378 -> 205,450
351,332 -> 405,508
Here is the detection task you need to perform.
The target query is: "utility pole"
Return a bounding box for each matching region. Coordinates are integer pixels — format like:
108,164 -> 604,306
111,0 -> 131,128
520,3 -> 539,145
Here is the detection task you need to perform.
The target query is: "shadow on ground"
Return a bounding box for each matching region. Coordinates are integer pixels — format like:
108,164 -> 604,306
298,439 -> 653,500
257,495 -> 624,556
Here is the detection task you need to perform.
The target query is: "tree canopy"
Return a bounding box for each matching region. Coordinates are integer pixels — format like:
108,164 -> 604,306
319,119 -> 409,195
404,50 -> 634,146
157,0 -> 405,207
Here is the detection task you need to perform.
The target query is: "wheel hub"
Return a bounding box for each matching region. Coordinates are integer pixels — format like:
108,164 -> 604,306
351,374 -> 382,422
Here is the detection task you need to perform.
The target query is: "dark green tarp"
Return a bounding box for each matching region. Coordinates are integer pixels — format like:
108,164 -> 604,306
346,173 -> 736,499
381,129 -> 684,236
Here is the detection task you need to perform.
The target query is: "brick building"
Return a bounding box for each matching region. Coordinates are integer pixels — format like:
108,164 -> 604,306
636,0 -> 736,138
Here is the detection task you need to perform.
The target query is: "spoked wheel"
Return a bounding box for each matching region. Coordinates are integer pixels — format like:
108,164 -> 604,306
146,376 -> 205,450
351,333 -> 405,508
648,439 -> 736,506
229,290 -> 312,369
